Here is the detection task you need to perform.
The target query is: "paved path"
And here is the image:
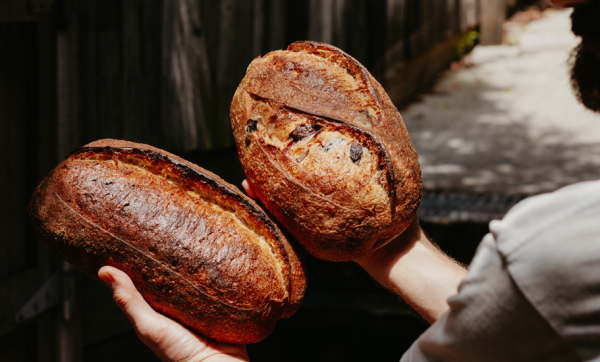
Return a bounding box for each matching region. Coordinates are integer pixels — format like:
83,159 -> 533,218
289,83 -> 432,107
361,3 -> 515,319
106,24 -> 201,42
402,9 -> 600,195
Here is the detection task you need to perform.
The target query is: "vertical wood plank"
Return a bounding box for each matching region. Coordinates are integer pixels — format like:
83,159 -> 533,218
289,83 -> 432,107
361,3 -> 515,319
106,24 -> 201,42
97,0 -> 123,141
199,0 -> 219,87
182,0 -> 207,150
460,0 -> 479,32
384,0 -> 406,77
342,0 -> 368,66
122,0 -> 145,144
36,10 -> 60,362
268,0 -> 286,51
432,0 -> 446,44
57,0 -> 80,158
35,11 -> 58,180
0,16 -> 63,362
159,0 -> 185,151
406,0 -> 421,59
0,23 -> 10,280
252,0 -> 265,57
446,0 -> 458,37
212,0 -> 255,148
140,0 -> 164,149
215,0 -> 236,148
0,23 -> 36,281
332,0 -> 346,48
365,0 -> 386,79
193,0 -> 218,149
480,0 -> 506,45
56,3 -> 84,362
57,264 -> 83,362
284,0 -> 309,46
420,0 -> 432,52
308,0 -> 320,41
161,0 -> 213,151
78,0 -> 99,145
7,22 -> 32,278
308,0 -> 333,44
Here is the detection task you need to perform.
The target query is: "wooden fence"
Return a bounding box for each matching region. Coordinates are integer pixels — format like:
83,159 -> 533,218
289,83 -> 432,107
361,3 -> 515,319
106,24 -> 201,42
52,0 -> 481,155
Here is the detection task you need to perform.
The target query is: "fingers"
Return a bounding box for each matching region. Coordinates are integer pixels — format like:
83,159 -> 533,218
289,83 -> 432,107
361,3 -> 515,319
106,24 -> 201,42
242,179 -> 256,199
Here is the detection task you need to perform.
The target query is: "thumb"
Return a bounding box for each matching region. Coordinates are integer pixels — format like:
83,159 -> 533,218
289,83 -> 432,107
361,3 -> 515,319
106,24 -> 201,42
98,266 -> 157,330
98,266 -> 181,359
97,266 -> 250,362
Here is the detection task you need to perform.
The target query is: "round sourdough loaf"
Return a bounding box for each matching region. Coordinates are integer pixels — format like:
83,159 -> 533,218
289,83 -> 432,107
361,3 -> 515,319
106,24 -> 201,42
28,139 -> 306,344
231,41 -> 422,261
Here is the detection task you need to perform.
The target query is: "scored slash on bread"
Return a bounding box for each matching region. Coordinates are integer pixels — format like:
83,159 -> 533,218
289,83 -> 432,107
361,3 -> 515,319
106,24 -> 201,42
28,139 -> 306,345
231,41 -> 422,261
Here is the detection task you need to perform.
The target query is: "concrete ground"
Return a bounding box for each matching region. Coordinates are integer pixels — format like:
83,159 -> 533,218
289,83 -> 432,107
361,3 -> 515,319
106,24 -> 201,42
401,9 -> 600,195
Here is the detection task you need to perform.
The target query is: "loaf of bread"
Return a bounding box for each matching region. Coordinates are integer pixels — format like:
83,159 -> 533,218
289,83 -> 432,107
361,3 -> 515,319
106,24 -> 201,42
231,41 -> 422,261
28,139 -> 306,344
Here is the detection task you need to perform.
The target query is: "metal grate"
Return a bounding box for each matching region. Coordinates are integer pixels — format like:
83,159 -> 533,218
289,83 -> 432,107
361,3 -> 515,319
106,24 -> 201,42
418,191 -> 528,223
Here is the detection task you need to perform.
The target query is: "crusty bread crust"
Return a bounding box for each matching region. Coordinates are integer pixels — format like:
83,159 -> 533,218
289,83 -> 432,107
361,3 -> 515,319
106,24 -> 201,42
231,41 -> 422,261
28,139 -> 306,344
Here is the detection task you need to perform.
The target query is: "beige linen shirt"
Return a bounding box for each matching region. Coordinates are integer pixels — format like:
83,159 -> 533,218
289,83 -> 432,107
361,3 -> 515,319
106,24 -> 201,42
401,180 -> 600,362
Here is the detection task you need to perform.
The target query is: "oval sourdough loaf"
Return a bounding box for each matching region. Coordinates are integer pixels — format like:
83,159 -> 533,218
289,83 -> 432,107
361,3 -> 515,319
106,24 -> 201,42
28,139 -> 306,344
231,41 -> 422,261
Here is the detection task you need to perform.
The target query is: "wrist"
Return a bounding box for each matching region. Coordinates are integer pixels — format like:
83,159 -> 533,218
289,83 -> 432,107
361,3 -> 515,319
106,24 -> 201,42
390,239 -> 466,322
356,219 -> 467,323
355,215 -> 424,278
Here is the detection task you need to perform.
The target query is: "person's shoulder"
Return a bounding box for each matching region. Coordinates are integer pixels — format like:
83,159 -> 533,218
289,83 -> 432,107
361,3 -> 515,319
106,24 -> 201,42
489,180 -> 600,360
490,180 -> 600,256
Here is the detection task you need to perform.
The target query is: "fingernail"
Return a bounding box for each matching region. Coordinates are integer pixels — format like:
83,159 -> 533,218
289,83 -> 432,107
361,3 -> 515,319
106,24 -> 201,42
99,272 -> 115,288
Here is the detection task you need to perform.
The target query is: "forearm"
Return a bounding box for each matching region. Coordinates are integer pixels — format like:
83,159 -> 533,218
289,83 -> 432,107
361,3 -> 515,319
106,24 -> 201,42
356,220 -> 467,323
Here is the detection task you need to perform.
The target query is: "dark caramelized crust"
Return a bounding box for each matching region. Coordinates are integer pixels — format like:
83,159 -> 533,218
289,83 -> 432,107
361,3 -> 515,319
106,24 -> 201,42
231,41 -> 422,261
28,139 -> 306,344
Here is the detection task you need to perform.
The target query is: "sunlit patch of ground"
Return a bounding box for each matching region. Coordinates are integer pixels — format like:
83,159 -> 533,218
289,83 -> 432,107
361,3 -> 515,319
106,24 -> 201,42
402,9 -> 600,195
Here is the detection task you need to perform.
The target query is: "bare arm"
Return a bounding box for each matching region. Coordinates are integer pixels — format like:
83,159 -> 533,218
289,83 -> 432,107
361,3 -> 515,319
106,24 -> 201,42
355,216 -> 468,324
242,179 -> 468,324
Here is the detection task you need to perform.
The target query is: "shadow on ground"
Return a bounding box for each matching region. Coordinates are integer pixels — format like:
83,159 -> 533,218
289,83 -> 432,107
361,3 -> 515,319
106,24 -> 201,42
404,67 -> 600,195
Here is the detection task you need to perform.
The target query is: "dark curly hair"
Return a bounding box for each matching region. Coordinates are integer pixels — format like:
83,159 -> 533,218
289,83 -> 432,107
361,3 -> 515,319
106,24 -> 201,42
569,2 -> 600,112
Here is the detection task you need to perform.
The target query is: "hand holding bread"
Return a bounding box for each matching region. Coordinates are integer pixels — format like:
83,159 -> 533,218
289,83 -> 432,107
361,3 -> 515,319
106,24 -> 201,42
98,266 -> 249,362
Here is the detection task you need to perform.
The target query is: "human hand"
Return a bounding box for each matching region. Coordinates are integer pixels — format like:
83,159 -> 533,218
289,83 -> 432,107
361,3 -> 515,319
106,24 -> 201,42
242,179 -> 256,199
98,266 -> 249,362
243,178 -> 423,267
354,216 -> 467,323
353,214 -> 423,271
242,179 -> 466,323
